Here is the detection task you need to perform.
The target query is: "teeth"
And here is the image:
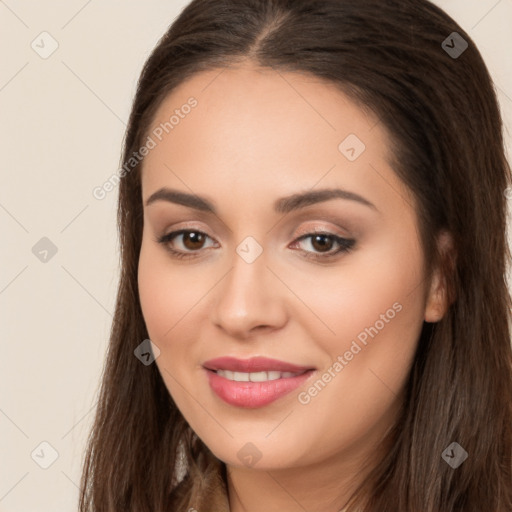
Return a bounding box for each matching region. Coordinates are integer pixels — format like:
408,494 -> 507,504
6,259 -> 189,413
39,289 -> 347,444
216,370 -> 302,382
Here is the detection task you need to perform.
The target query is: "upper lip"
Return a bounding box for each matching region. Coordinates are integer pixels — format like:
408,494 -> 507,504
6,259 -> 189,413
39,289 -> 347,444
203,356 -> 315,373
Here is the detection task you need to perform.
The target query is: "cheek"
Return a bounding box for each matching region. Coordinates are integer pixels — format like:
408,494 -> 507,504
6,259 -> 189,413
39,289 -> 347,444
294,235 -> 425,343
290,230 -> 426,398
137,242 -> 210,341
137,245 -> 204,405
282,240 -> 425,460
137,240 -> 222,409
138,259 -> 174,340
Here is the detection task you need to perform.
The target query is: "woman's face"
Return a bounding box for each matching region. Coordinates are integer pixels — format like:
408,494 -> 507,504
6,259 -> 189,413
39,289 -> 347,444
138,63 -> 442,472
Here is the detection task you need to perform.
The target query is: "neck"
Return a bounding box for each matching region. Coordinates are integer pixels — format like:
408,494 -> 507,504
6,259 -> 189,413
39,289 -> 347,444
226,424 -> 395,512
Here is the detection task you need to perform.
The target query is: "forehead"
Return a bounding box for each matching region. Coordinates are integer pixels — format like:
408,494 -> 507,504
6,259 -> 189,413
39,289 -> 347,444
140,63 -> 404,213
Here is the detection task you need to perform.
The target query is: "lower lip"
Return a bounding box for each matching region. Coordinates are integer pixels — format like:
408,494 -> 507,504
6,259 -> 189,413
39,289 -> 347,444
205,368 -> 315,408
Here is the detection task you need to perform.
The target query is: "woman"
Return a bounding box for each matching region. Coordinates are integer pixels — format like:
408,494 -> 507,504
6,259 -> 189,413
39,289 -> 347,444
79,0 -> 512,510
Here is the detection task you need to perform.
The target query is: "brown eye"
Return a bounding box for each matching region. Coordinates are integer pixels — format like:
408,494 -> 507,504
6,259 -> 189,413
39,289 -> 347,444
291,232 -> 356,261
157,229 -> 217,259
181,231 -> 207,250
310,234 -> 335,253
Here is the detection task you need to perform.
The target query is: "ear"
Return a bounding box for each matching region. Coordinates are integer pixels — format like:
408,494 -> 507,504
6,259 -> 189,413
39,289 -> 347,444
424,230 -> 456,323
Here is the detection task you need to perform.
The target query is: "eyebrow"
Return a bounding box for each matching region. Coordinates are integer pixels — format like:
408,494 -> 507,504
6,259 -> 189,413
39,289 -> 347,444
144,187 -> 377,214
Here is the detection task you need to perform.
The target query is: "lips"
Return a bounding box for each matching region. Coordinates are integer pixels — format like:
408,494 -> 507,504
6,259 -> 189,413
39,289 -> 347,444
202,356 -> 315,373
202,356 -> 316,408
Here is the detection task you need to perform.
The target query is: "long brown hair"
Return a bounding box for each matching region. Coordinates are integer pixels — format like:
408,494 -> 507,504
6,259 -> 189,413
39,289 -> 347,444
78,1 -> 512,510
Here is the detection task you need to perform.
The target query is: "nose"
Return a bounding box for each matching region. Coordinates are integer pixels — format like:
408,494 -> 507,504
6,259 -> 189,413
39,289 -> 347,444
210,245 -> 288,339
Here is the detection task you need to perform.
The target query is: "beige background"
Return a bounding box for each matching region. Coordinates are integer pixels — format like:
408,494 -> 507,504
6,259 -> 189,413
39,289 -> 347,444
0,1 -> 511,510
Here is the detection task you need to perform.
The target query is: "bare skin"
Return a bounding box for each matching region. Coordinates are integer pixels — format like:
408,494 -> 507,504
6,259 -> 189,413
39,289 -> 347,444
137,62 -> 448,512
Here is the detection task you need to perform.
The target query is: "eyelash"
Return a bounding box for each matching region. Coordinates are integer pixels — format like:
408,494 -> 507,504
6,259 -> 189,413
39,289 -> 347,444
155,229 -> 356,262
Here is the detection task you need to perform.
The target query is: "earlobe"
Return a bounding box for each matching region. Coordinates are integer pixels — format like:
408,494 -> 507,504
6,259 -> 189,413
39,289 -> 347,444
424,231 -> 456,323
424,267 -> 447,323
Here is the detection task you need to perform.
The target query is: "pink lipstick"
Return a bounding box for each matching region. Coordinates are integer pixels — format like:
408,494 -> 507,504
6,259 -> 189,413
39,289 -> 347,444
203,356 -> 315,408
